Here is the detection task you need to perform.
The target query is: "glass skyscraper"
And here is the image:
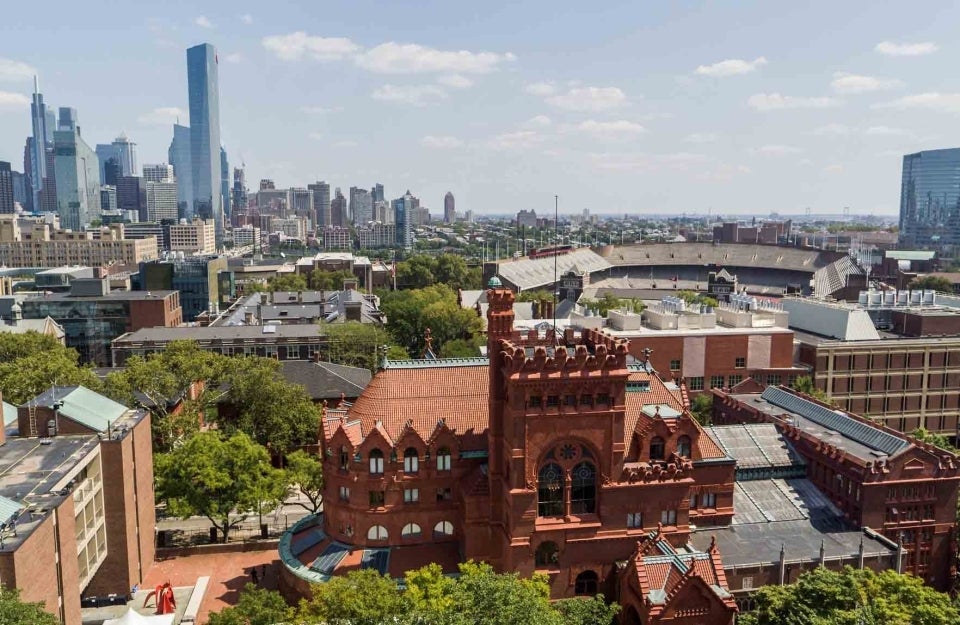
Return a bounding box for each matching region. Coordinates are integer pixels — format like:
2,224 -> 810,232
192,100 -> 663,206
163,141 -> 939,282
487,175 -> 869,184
899,148 -> 960,249
29,76 -> 50,211
187,43 -> 222,248
168,123 -> 193,219
220,146 -> 230,220
53,108 -> 102,230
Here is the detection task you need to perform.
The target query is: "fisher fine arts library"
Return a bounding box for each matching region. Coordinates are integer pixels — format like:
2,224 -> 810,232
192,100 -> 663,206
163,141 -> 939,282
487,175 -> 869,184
278,279 -> 959,625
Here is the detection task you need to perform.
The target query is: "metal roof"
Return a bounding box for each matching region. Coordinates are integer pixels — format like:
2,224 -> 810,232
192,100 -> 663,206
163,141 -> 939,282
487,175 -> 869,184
760,386 -> 909,457
26,386 -> 130,433
494,248 -> 611,291
0,495 -> 23,527
385,358 -> 489,369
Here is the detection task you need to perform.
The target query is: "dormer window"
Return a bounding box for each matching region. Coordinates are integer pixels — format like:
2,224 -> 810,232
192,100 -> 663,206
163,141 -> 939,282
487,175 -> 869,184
369,449 -> 384,474
650,437 -> 666,461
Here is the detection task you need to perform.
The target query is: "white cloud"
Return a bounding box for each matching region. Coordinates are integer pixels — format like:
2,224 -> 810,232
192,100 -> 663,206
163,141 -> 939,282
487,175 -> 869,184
308,132 -> 324,141
864,126 -> 912,137
355,42 -> 515,74
875,41 -> 938,57
813,123 -> 852,136
0,91 -> 30,108
137,106 -> 185,126
830,72 -> 902,94
262,32 -> 360,61
437,74 -> 473,89
487,130 -> 542,151
699,163 -> 752,181
823,164 -> 844,174
571,119 -> 646,139
371,84 -> 447,106
546,86 -> 627,112
695,57 -> 767,77
751,144 -> 802,156
524,82 -> 556,96
194,16 -> 214,29
873,93 -> 960,113
683,132 -> 719,144
332,140 -> 358,148
420,135 -> 464,149
222,53 -> 242,64
240,14 -> 253,25
300,105 -> 342,114
747,93 -> 841,111
589,152 -> 706,172
521,115 -> 552,129
0,58 -> 36,82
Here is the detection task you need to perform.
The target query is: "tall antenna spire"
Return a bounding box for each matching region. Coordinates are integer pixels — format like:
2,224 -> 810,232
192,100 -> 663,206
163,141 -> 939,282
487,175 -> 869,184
33,75 -> 39,94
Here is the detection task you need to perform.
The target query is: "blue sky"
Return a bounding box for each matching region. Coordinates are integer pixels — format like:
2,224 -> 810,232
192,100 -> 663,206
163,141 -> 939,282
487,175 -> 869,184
1,0 -> 959,216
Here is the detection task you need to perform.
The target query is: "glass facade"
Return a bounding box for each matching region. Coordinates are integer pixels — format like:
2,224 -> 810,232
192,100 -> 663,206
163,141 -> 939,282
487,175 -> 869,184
54,123 -> 102,230
899,148 -> 960,249
187,43 -> 222,248
168,123 -> 193,219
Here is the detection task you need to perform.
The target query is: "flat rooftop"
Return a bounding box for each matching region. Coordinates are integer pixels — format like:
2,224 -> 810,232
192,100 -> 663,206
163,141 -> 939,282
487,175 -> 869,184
602,323 -> 792,338
22,289 -> 178,302
114,324 -> 325,343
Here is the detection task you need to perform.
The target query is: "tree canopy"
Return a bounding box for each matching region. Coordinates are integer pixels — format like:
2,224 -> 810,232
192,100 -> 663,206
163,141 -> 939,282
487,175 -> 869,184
739,566 -> 959,625
580,293 -> 645,316
154,431 -> 287,542
206,584 -> 293,625
284,449 -> 324,514
245,273 -> 309,294
791,375 -> 830,403
322,322 -> 397,372
909,275 -> 954,294
0,332 -> 102,405
308,268 -> 356,290
0,587 -> 59,625
395,254 -> 482,291
690,393 -> 713,425
378,284 -> 485,357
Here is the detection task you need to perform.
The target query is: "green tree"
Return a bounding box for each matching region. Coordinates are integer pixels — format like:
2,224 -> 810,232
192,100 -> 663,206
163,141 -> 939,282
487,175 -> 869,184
155,432 -> 288,542
911,427 -> 958,453
909,275 -> 954,293
581,293 -> 645,316
0,347 -> 102,405
0,587 -> 59,625
440,338 -> 482,358
396,254 -> 438,289
515,289 -> 555,303
449,561 -> 561,625
298,568 -> 410,624
690,393 -> 713,425
555,596 -> 621,625
403,562 -> 458,621
379,285 -> 485,357
322,322 -> 395,372
246,273 -> 309,293
309,268 -> 356,290
434,254 -> 482,290
791,375 -> 830,403
207,584 -> 293,625
285,449 -> 324,514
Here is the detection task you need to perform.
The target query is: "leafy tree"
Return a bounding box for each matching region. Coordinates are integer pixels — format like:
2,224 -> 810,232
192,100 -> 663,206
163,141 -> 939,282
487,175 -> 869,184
791,375 -> 830,403
0,346 -> 102,405
404,563 -> 458,620
298,568 -> 410,624
221,358 -> 321,455
207,584 -> 293,625
740,566 -> 959,625
322,322 -> 397,372
676,290 -> 718,308
912,427 -> 958,453
515,289 -> 554,303
440,337 -> 482,358
0,587 -> 59,625
379,285 -> 485,357
396,254 -> 437,289
581,293 -> 645,316
155,432 -> 288,542
555,596 -> 621,625
285,449 -> 324,514
910,275 -> 954,293
690,393 -> 713,425
246,273 -> 310,294
448,561 -> 561,625
0,331 -> 66,362
309,268 -> 356,290
434,254 -> 482,290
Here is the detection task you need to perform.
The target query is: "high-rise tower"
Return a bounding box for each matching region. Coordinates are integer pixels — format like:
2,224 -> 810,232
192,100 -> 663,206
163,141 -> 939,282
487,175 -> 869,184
308,180 -> 331,229
220,146 -> 230,220
53,107 -> 101,229
29,76 -> 51,212
444,191 -> 455,223
168,123 -> 193,219
186,43 -> 223,248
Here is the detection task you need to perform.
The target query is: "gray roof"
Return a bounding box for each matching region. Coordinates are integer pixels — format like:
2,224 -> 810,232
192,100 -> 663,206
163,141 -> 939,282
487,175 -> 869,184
115,324 -> 325,343
705,423 -> 805,471
494,248 -> 611,291
279,361 -> 372,400
760,386 -> 909,458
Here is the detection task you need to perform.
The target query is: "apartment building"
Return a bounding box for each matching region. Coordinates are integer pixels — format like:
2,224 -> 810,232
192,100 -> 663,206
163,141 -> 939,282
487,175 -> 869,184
0,217 -> 157,268
168,218 -> 216,255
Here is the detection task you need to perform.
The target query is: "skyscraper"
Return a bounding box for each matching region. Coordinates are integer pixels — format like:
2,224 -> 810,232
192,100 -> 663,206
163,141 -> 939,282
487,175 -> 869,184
232,167 -> 247,215
444,191 -> 455,223
168,124 -> 193,219
349,186 -> 373,225
113,133 -> 138,177
142,163 -> 174,182
331,188 -> 346,227
0,162 -> 14,215
53,108 -> 101,230
220,146 -> 230,220
394,191 -> 414,250
186,43 -> 223,248
308,180 -> 330,229
29,76 -> 50,212
899,148 -> 960,248
371,183 -> 384,203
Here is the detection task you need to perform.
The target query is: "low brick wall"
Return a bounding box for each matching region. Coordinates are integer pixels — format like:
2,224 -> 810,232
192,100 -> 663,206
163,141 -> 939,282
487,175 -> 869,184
156,539 -> 280,560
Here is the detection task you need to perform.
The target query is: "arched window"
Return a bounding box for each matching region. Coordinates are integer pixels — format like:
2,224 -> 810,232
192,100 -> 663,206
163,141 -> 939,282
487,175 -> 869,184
436,447 -> 452,471
401,523 -> 422,538
369,449 -> 384,474
575,570 -> 599,595
677,436 -> 692,458
403,447 -> 419,473
366,525 -> 388,541
433,521 -> 454,536
535,541 -> 559,567
650,437 -> 665,461
570,461 -> 596,514
339,446 -> 349,470
537,462 -> 564,517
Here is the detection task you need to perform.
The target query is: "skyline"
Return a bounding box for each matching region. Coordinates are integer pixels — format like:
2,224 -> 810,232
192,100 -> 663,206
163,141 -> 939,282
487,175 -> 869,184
2,1 -> 960,216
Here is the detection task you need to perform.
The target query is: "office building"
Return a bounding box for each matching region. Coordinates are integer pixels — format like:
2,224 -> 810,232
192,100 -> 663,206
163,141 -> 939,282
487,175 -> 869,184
0,162 -> 13,214
371,183 -> 384,204
308,181 -> 330,228
21,276 -> 181,365
393,191 -> 413,249
112,133 -> 137,176
232,167 -> 247,215
517,209 -> 538,229
168,218 -> 216,255
349,186 -> 373,225
220,146 -> 231,220
0,218 -> 157,268
139,254 -> 231,321
323,226 -> 352,250
444,191 -> 455,223
122,222 -> 166,247
145,181 -> 178,222
357,223 -> 397,249
102,156 -> 121,187
186,43 -> 223,247
0,386 -> 154,625
115,175 -> 145,220
232,224 -> 260,248
330,188 -> 347,227
288,187 -> 313,221
94,144 -> 120,184
29,77 -> 52,211
11,169 -> 28,211
168,123 -> 193,218
898,148 -> 960,248
273,216 -> 308,241
99,185 -> 117,212
53,108 -> 101,230
142,163 -> 174,182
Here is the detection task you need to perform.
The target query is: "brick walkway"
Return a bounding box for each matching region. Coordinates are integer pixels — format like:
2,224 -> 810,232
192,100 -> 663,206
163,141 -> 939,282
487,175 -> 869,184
144,548 -> 283,624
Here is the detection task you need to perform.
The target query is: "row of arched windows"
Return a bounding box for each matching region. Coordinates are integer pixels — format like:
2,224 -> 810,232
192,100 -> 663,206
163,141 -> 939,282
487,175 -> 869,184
339,446 -> 453,474
366,521 -> 455,541
649,435 -> 691,461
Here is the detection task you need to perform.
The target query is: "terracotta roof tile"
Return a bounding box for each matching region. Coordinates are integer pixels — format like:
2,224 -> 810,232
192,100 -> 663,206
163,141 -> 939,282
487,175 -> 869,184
696,429 -> 727,460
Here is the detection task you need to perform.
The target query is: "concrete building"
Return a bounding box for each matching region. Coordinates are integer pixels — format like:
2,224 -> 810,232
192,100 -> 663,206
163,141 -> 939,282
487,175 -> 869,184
295,252 -> 375,290
712,221 -> 791,245
144,181 -> 178,222
232,224 -> 260,248
21,277 -> 182,365
308,181 -> 331,229
168,218 -> 216,255
53,108 -> 101,230
444,191 -> 455,223
288,188 -> 313,224
330,189 -> 347,227
115,176 -> 145,221
0,386 -> 154,625
142,163 -> 174,183
323,226 -> 352,251
516,209 -> 538,229
232,167 -> 247,216
273,216 -> 308,241
357,223 -> 396,249
0,162 -> 13,214
139,254 -> 231,322
0,218 -> 157,268
349,187 -> 373,225
99,185 -> 117,213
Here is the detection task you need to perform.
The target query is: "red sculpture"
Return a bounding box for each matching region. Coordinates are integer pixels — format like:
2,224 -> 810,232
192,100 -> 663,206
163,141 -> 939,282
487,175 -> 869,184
142,582 -> 176,615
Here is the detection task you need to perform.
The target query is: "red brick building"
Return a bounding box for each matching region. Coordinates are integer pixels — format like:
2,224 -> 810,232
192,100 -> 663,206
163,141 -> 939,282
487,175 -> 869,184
278,283 -> 949,623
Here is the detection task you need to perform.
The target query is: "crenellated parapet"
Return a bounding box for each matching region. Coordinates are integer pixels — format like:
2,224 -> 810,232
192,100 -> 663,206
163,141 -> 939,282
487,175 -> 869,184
496,332 -> 629,377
